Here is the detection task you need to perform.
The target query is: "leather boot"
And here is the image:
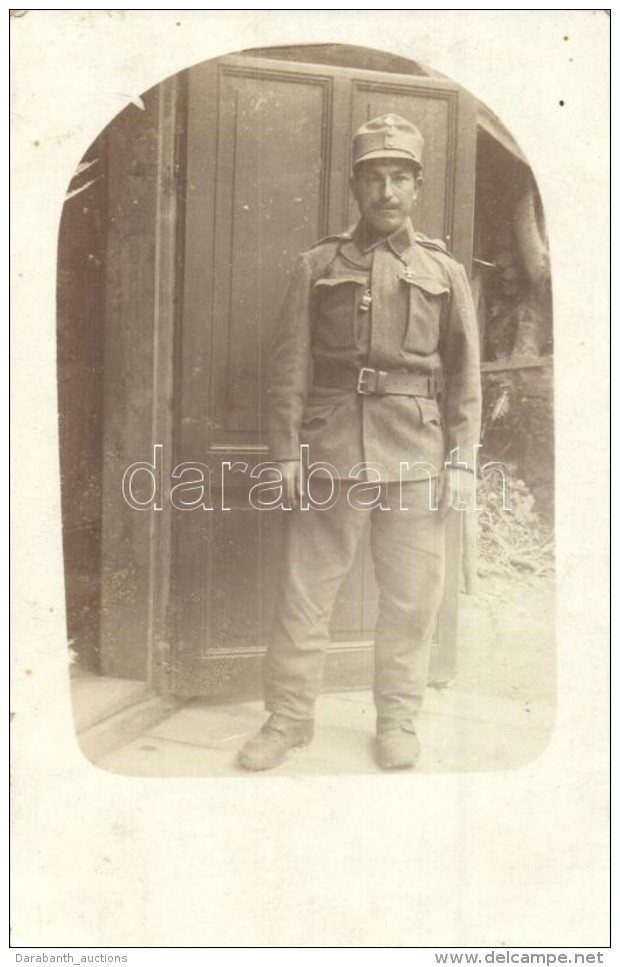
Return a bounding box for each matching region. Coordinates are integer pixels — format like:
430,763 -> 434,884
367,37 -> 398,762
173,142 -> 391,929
238,713 -> 314,771
376,723 -> 421,770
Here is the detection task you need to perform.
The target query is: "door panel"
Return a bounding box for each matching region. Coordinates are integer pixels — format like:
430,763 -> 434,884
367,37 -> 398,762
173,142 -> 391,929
169,54 -> 475,696
212,66 -> 330,447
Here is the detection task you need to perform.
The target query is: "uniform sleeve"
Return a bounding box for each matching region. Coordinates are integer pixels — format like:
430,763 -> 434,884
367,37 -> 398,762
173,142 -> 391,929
440,262 -> 482,469
266,254 -> 313,461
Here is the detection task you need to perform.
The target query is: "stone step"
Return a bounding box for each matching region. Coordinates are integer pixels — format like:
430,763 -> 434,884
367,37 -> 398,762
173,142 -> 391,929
71,671 -> 178,763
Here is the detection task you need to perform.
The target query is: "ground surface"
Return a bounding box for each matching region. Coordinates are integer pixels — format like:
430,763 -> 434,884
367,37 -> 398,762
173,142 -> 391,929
92,572 -> 555,778
454,572 -> 555,706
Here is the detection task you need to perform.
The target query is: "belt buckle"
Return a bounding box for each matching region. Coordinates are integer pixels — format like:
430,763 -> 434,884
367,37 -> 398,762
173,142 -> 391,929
357,367 -> 377,395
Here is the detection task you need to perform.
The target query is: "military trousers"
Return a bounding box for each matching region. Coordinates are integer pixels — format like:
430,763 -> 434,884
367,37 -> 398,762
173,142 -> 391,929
264,479 -> 446,728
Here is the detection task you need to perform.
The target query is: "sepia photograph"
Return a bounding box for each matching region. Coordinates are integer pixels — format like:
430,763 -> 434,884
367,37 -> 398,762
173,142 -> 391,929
59,42 -> 555,777
11,9 -> 610,950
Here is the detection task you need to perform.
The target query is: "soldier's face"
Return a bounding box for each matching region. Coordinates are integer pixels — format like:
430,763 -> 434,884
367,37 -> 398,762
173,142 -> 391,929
351,160 -> 422,237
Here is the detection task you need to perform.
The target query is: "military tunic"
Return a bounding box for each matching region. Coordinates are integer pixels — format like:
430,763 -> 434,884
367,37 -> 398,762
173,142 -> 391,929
267,219 -> 481,481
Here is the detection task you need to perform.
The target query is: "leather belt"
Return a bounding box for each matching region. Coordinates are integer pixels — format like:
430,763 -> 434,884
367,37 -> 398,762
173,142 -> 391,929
315,365 -> 438,398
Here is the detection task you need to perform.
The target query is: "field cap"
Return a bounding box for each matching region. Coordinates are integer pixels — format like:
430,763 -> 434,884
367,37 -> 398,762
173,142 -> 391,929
352,114 -> 424,168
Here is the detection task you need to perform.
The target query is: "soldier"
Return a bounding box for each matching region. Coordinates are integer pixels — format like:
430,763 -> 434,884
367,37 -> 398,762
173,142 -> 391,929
239,114 -> 481,771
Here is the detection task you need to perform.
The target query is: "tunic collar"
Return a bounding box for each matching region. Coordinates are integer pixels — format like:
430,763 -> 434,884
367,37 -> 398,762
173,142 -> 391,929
351,218 -> 416,256
336,219 -> 449,285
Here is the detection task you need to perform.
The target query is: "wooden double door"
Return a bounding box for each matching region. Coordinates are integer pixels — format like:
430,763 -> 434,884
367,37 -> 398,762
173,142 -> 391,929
99,53 -> 476,696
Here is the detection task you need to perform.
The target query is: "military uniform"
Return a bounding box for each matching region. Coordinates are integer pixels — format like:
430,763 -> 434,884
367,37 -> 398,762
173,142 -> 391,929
240,114 -> 481,769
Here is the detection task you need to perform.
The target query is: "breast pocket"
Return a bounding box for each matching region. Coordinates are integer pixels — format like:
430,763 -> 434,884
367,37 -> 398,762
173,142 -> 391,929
400,275 -> 449,356
313,275 -> 367,349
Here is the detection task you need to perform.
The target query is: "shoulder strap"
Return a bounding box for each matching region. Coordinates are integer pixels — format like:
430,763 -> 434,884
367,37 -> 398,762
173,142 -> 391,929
307,231 -> 353,251
413,232 -> 455,259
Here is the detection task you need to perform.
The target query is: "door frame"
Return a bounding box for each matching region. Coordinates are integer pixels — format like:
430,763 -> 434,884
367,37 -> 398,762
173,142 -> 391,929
99,73 -> 185,685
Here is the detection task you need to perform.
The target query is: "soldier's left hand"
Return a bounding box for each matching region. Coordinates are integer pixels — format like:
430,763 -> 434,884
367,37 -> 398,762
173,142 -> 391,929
438,468 -> 476,519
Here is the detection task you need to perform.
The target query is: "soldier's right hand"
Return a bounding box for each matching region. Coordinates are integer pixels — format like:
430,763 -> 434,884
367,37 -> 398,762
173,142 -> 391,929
279,460 -> 302,510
